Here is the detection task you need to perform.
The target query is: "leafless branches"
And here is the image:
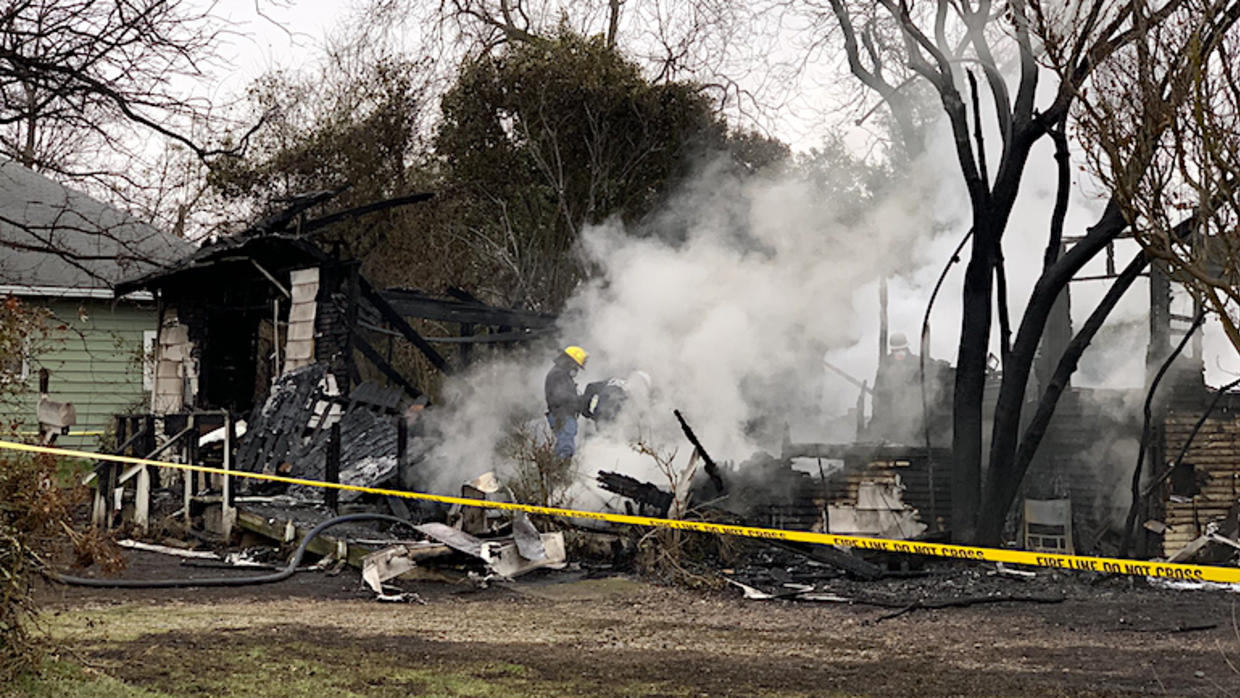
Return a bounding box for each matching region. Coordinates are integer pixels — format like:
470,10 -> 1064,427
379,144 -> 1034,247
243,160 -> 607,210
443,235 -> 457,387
1072,1 -> 1240,355
0,1 -> 226,173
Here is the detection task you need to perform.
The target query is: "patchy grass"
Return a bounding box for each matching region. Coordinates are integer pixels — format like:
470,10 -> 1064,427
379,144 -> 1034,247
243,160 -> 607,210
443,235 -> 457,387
7,654 -> 558,698
3,659 -> 169,698
29,601 -> 719,697
9,642 -> 704,698
31,575 -> 1240,696
10,647 -> 584,698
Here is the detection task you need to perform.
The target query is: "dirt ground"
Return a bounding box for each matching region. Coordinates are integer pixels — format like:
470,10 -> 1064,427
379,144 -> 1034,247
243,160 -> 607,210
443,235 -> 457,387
23,549 -> 1240,697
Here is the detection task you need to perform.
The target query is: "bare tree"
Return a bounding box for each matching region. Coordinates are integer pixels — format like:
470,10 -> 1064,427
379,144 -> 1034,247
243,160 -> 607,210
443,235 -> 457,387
821,0 -> 1240,544
0,0 -> 258,289
376,0 -> 785,126
1074,8 -> 1240,355
0,1 -> 229,181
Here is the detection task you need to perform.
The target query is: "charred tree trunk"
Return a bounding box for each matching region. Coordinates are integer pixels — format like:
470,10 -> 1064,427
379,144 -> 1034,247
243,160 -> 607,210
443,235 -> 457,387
974,204 -> 1128,544
978,251 -> 1147,544
951,228 -> 994,543
950,129 -> 1045,542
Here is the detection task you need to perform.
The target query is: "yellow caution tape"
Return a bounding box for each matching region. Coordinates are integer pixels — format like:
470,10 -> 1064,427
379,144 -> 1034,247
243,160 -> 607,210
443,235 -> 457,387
15,431 -> 106,436
3,438 -> 1238,583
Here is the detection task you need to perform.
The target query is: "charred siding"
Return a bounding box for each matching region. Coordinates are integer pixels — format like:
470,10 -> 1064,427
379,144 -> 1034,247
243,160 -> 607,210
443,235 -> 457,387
1161,404 -> 1240,556
1022,389 -> 1142,550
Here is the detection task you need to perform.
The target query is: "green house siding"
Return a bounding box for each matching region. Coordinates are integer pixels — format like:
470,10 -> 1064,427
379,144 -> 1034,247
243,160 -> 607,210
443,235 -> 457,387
9,298 -> 155,449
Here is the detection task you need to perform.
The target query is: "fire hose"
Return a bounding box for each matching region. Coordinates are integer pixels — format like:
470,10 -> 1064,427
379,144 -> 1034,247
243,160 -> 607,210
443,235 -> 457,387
51,513 -> 415,588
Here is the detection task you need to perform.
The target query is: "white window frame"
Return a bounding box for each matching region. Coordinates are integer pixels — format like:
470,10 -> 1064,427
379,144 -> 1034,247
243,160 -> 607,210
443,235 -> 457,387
142,329 -> 157,392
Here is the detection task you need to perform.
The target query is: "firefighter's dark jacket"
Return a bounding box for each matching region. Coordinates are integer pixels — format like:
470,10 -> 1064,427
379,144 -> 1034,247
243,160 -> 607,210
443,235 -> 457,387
545,361 -> 582,419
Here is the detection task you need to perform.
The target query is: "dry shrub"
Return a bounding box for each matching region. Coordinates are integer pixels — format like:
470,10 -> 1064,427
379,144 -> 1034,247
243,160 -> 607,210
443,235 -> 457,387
632,498 -> 748,591
500,421 -> 577,509
0,450 -> 120,681
627,442 -> 735,590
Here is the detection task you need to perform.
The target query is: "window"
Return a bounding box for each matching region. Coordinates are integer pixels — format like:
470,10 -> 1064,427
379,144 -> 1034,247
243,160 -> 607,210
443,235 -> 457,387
142,329 -> 157,392
1,336 -> 31,386
1169,461 -> 1199,497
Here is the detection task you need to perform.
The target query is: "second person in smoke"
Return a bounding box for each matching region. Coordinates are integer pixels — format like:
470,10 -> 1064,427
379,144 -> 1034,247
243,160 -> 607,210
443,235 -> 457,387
582,370 -> 652,424
869,332 -> 954,446
870,332 -> 922,444
545,345 -> 588,459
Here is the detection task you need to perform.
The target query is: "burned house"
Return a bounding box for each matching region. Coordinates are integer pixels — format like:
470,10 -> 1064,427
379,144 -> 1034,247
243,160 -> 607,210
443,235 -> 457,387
92,194 -> 555,538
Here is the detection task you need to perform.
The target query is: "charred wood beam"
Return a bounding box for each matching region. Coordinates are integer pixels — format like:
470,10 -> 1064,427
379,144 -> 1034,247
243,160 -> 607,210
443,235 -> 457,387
301,193 -> 434,235
354,335 -> 424,401
357,319 -> 553,344
358,278 -> 453,374
674,409 -> 725,495
325,422 -> 341,514
343,263 -> 362,389
823,359 -> 873,394
380,289 -> 555,329
596,471 -> 674,515
869,592 -> 1065,623
700,503 -> 884,580
247,189 -> 341,236
421,328 -> 555,344
765,539 -> 883,581
446,288 -> 479,367
445,287 -> 481,303
782,442 -> 951,462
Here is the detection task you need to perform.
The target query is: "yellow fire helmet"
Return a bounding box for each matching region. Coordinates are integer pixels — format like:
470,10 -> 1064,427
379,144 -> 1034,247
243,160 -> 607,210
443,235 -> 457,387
563,345 -> 589,368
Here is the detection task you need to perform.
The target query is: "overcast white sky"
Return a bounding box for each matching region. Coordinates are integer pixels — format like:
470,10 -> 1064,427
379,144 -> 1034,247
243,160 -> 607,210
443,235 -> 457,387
196,2 -> 345,101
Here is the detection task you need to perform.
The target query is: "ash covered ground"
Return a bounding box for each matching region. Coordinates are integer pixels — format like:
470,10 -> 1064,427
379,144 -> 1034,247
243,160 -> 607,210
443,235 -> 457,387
35,548 -> 1240,697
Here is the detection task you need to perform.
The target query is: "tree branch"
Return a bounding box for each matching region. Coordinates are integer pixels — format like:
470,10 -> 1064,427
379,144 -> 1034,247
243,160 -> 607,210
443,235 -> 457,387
1119,310 -> 1205,557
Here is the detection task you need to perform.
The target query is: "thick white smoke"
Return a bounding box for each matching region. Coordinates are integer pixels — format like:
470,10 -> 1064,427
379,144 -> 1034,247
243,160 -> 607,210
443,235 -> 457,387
415,115 -> 1225,509
416,143 -> 966,501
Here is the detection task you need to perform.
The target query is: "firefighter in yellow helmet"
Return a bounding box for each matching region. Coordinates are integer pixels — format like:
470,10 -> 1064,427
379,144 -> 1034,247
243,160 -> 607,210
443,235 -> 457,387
545,346 -> 588,458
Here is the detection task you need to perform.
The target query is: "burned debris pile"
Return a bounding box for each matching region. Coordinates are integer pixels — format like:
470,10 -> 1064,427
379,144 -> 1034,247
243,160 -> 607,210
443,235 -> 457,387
234,365 -> 409,501
597,471 -> 673,516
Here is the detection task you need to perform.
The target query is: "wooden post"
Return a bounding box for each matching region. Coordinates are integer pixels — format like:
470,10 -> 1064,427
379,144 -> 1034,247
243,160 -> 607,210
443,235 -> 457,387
273,299 -> 281,384
855,380 -> 867,441
134,467 -> 150,533
91,416 -> 114,528
459,322 -> 473,366
385,328 -> 394,388
878,276 -> 889,367
190,415 -> 206,495
343,263 -> 361,392
396,415 -> 408,469
91,475 -> 108,528
143,415 -> 156,458
222,411 -> 235,541
325,422 -> 341,514
183,413 -> 195,525
105,416 -> 128,530
134,415 -> 154,533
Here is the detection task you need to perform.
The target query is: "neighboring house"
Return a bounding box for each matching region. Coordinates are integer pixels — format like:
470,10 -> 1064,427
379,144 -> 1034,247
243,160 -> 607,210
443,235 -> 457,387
0,160 -> 192,446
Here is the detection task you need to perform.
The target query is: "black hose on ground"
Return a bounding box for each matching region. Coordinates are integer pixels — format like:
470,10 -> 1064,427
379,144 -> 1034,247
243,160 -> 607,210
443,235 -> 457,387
52,513 -> 417,588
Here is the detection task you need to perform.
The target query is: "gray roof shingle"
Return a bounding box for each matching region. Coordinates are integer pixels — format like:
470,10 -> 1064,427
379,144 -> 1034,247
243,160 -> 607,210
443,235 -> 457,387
0,160 -> 194,290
